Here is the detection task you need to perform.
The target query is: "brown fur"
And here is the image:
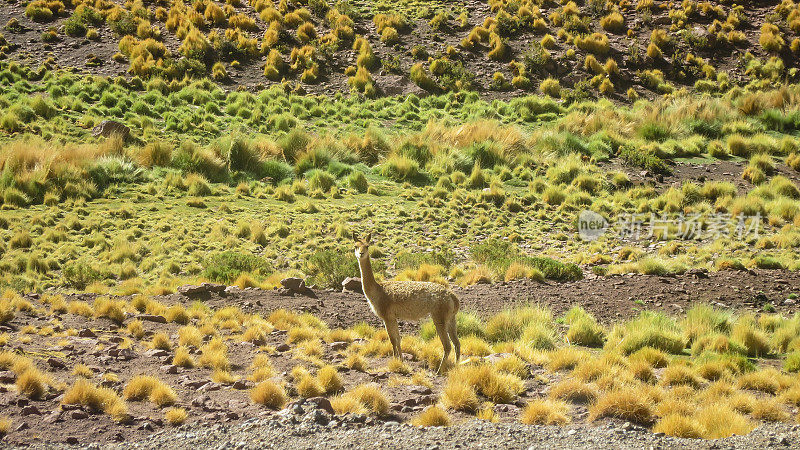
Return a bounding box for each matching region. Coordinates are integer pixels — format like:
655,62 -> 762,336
354,232 -> 460,373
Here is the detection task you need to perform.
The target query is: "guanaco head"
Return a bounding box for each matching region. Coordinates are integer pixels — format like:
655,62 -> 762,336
353,232 -> 372,262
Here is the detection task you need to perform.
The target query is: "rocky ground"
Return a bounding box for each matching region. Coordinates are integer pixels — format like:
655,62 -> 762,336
119,407 -> 800,450
2,269 -> 799,448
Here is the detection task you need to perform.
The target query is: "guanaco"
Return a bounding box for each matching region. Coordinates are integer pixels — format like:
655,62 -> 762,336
353,232 -> 460,373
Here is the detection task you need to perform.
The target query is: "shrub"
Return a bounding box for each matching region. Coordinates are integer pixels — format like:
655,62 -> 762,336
202,251 -> 270,284
306,248 -> 359,289
380,154 -> 423,183
347,171 -> 369,193
575,33 -> 610,55
540,78 -> 560,97
600,12 -> 624,33
410,63 -> 440,92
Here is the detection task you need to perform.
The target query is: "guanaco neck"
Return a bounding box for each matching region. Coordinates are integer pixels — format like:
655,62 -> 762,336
357,254 -> 383,300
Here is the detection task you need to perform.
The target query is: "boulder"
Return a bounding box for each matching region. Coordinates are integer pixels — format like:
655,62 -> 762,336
342,277 -> 363,294
91,120 -> 131,140
137,314 -> 167,324
305,397 -> 335,415
177,283 -> 225,298
280,277 -> 306,291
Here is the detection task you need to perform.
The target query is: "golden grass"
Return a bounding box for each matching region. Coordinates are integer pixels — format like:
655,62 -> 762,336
211,369 -> 238,385
123,375 -> 177,407
72,363 -> 94,378
661,363 -> 702,388
250,380 -> 287,409
0,298 -> 13,324
16,368 -> 48,399
737,369 -> 781,394
449,363 -> 525,404
0,416 -> 9,435
653,413 -> 703,438
62,378 -> 129,422
588,388 -> 653,424
296,373 -> 324,398
344,353 -> 368,371
750,398 -> 790,422
165,407 -> 188,426
317,365 -> 343,394
173,346 -> 196,368
411,405 -> 451,427
547,347 -> 589,372
520,399 -> 570,425
441,379 -> 480,413
548,378 -> 599,404
150,332 -> 172,350
178,325 -> 203,347
127,319 -> 145,339
694,404 -> 754,439
346,383 -> 389,415
331,394 -> 368,415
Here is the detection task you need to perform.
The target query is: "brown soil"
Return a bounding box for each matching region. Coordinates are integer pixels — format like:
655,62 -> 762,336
1,269 -> 798,446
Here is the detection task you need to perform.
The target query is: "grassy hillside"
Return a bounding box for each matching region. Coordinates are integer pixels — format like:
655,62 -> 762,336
1,0 -> 799,100
0,60 -> 799,293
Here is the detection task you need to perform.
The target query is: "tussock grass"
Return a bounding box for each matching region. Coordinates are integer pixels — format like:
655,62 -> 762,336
520,399 -> 570,425
123,375 -> 177,407
165,407 -> 188,425
250,380 -> 287,409
589,388 -> 654,424
411,405 -> 451,427
63,379 -> 129,422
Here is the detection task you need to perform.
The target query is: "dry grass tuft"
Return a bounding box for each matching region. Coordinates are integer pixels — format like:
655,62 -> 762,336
250,380 -> 287,409
588,388 -> 653,424
411,405 -> 451,427
653,413 -> 703,438
694,404 -> 754,439
165,407 -> 188,425
548,378 -> 599,404
123,375 -> 177,407
331,394 -> 369,415
63,378 -> 129,422
520,399 -> 570,425
317,365 -> 343,394
441,379 -> 480,413
346,383 -> 390,416
0,416 -> 9,435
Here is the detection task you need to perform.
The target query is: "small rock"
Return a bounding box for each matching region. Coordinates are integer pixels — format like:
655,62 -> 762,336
161,364 -> 179,374
15,422 -> 29,432
280,277 -> 306,291
567,429 -> 577,436
144,349 -> 169,358
341,277 -> 363,294
47,357 -> 66,370
65,437 -> 79,445
785,299 -> 796,306
328,341 -> 349,351
292,404 -> 305,415
305,397 -> 335,415
71,410 -> 89,420
137,314 -> 167,324
232,379 -> 252,390
78,328 -> 96,338
21,405 -> 41,415
139,422 -> 155,431
0,370 -> 16,383
276,343 -> 291,352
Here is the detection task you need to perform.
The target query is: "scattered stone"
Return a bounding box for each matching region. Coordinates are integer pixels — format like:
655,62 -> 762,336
342,277 -> 363,294
232,379 -> 253,390
78,328 -> 96,338
276,343 -> 291,352
21,405 -> 41,415
161,364 -> 179,374
178,283 -> 226,298
328,341 -> 349,351
71,410 -> 89,420
137,314 -> 167,324
0,370 -> 16,383
46,357 -> 66,370
65,437 -> 79,445
15,422 -> 29,432
280,277 -> 305,291
92,120 -> 131,140
305,397 -> 335,415
144,349 -> 170,358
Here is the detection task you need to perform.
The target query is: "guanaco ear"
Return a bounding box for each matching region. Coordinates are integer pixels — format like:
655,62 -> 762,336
352,231 -> 359,242
365,232 -> 372,244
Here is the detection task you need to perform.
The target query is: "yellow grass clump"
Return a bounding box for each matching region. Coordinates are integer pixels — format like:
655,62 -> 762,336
412,405 -> 451,427
520,399 -> 570,425
250,380 -> 287,409
123,375 -> 177,407
62,379 -> 129,422
165,407 -> 188,425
